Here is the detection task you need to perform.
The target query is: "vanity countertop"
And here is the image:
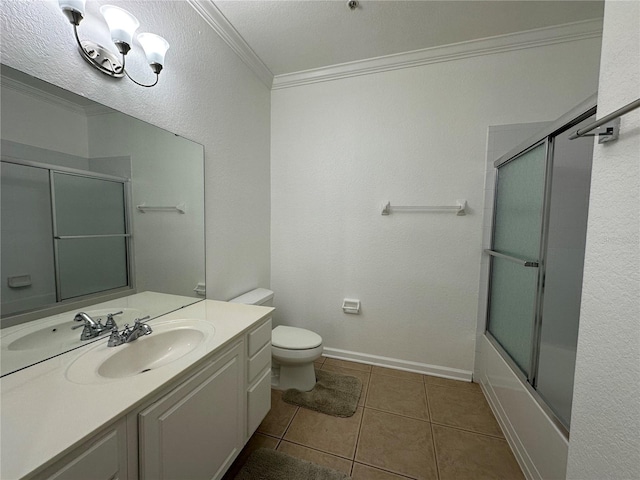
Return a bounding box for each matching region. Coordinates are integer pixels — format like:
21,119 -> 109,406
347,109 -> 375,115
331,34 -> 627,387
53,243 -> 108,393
0,291 -> 202,377
0,299 -> 274,480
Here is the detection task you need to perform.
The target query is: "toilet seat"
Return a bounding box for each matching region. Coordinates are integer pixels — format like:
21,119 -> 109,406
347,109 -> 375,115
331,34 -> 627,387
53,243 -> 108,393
272,325 -> 322,350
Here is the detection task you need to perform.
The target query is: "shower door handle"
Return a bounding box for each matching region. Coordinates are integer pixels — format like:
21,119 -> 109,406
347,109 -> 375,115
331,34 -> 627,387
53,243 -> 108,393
484,249 -> 539,268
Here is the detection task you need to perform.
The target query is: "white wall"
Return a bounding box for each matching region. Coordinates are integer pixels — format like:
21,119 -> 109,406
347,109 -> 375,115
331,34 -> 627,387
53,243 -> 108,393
0,0 -> 271,301
567,1 -> 640,478
271,37 -> 601,375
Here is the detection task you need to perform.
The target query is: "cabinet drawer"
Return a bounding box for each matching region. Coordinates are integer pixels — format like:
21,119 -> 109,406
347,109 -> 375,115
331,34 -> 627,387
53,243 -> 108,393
247,368 -> 271,437
248,341 -> 271,384
248,318 -> 271,357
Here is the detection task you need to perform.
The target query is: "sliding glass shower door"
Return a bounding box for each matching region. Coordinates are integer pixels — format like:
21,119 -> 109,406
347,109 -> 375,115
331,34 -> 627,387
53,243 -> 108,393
487,142 -> 547,377
486,107 -> 595,431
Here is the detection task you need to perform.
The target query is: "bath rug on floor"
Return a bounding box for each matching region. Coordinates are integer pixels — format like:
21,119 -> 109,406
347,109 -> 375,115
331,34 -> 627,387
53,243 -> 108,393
234,448 -> 351,480
282,369 -> 362,417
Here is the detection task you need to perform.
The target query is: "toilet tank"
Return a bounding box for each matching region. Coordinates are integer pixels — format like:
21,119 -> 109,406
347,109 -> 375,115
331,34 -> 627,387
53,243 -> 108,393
228,288 -> 274,307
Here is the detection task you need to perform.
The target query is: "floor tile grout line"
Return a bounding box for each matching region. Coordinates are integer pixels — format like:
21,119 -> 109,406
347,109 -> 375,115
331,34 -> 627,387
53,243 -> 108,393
272,387 -> 300,440
351,373 -> 373,475
423,374 -> 432,423
363,405 -> 431,423
353,458 -> 421,480
351,404 -> 367,475
369,371 -> 426,384
352,461 -> 419,479
430,421 -> 442,480
280,405 -> 299,439
277,437 -> 357,462
359,371 -> 371,408
260,432 -> 283,442
430,421 -> 506,440
425,380 -> 441,480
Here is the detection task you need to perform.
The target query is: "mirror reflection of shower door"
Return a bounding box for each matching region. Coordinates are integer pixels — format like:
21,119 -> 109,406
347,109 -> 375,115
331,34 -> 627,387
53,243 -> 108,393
52,172 -> 129,300
487,142 -> 548,377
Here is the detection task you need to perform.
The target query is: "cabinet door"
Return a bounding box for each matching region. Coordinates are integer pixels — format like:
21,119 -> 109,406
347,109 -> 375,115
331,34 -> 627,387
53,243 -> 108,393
34,419 -> 127,480
139,342 -> 244,480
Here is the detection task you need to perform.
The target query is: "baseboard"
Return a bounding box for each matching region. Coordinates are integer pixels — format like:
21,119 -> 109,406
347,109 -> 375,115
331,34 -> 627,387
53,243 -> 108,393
322,347 -> 473,382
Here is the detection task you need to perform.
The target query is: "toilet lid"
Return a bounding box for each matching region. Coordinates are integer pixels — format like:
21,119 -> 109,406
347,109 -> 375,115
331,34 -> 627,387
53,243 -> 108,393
272,326 -> 322,350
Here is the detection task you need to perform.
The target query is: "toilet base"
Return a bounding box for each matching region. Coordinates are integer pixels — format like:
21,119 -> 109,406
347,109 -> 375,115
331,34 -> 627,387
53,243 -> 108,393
270,362 -> 317,391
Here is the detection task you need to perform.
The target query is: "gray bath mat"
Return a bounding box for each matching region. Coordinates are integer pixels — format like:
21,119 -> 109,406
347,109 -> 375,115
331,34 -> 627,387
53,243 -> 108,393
282,369 -> 362,417
234,448 -> 351,480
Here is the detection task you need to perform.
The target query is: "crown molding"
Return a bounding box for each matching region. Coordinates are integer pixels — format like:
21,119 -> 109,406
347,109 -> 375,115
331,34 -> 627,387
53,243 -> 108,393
272,18 -> 603,90
187,0 -> 274,88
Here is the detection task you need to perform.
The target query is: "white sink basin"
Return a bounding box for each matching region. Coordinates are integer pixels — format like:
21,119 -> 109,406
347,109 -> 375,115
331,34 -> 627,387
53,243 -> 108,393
4,308 -> 143,352
65,319 -> 215,384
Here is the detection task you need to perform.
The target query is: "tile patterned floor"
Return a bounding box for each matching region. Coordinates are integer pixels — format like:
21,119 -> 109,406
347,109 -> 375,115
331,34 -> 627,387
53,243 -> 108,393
223,357 -> 524,480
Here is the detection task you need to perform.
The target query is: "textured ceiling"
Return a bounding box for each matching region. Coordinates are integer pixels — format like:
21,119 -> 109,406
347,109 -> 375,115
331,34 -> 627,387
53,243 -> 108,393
214,0 -> 604,76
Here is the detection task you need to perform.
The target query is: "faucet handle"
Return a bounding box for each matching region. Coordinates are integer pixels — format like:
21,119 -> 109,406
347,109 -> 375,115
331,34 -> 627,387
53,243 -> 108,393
104,311 -> 123,330
79,324 -> 95,341
134,315 -> 151,325
107,326 -> 125,347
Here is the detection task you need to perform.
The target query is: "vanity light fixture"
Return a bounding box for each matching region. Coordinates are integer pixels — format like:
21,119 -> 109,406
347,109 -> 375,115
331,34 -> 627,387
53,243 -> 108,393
58,0 -> 169,87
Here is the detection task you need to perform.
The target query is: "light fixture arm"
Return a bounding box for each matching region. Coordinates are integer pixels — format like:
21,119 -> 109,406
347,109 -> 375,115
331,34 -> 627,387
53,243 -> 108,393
121,55 -> 159,88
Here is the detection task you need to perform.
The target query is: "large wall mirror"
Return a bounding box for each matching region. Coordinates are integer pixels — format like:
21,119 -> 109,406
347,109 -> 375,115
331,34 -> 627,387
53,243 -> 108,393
0,64 -> 205,376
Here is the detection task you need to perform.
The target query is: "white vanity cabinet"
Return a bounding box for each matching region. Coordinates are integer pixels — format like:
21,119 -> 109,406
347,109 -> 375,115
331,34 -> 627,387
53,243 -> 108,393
139,341 -> 245,480
31,419 -> 128,480
7,307 -> 274,480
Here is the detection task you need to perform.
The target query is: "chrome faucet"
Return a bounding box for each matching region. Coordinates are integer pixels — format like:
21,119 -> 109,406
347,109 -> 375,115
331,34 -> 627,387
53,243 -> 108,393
107,316 -> 152,347
73,312 -> 107,340
73,311 -> 124,341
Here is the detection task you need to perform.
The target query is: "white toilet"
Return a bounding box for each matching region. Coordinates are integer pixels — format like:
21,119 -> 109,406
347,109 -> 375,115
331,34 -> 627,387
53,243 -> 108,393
229,288 -> 323,391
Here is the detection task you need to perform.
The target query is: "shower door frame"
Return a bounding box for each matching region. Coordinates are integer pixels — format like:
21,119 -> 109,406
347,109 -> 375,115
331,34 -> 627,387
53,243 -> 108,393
486,138 -> 551,383
484,95 -> 597,436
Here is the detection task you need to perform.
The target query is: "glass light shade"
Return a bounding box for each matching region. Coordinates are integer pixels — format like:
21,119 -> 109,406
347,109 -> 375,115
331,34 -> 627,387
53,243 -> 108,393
100,5 -> 140,47
58,0 -> 85,15
137,33 -> 170,67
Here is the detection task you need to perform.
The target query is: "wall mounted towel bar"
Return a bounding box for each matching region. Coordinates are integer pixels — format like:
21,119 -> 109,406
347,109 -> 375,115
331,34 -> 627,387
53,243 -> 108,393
484,249 -> 539,267
381,200 -> 467,216
137,203 -> 186,214
569,97 -> 640,143
55,234 -> 131,239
